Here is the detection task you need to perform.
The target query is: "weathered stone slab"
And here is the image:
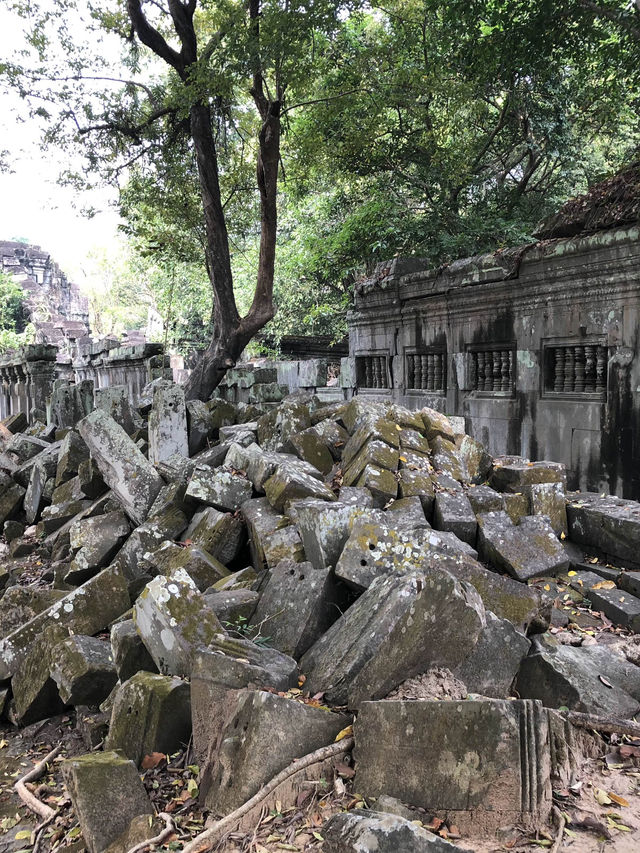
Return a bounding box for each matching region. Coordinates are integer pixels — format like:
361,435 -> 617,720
94,385 -> 138,434
111,619 -> 158,682
133,569 -> 224,677
257,401 -> 311,452
249,560 -> 341,659
62,751 -> 154,853
343,439 -> 399,487
420,407 -> 456,442
458,434 -> 493,484
0,586 -> 67,639
0,473 -> 25,525
242,497 -> 288,571
262,524 -> 305,568
294,499 -> 381,569
309,418 -> 349,460
477,511 -> 569,581
203,589 -> 259,625
55,430 -> 89,486
341,418 -> 401,470
0,565 -> 130,679
587,585 -> 640,632
453,611 -> 530,698
434,491 -> 477,546
301,568 -> 485,707
566,493 -> 640,565
23,459 -> 46,524
264,462 -> 336,512
185,465 -> 253,511
79,409 -> 163,525
323,811 -> 471,853
146,540 -> 229,592
515,635 -> 640,717
335,518 -> 477,592
467,484 -> 504,515
356,463 -> 397,507
202,690 -> 349,814
5,432 -> 50,462
68,510 -> 131,582
397,468 -> 435,515
10,627 -> 68,724
384,496 -> 429,528
181,506 -> 245,564
490,458 -> 566,492
116,506 -> 188,596
105,671 -> 191,765
290,427 -> 334,474
354,699 -> 551,834
186,399 -> 213,456
430,435 -> 465,482
526,482 -> 568,536
49,635 -> 118,706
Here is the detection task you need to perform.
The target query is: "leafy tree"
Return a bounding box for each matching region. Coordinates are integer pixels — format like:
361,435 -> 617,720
0,272 -> 30,353
2,0 -> 351,397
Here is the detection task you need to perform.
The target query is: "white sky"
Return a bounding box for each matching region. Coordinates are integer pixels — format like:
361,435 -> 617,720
0,4 -> 124,288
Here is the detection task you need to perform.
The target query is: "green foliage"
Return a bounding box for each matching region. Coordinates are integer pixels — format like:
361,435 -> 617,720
0,273 -> 32,353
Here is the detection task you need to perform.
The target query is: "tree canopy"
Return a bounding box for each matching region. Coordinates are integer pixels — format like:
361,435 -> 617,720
1,0 -> 638,385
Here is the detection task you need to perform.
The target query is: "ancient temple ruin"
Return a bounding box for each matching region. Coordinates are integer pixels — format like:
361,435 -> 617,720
349,223 -> 640,499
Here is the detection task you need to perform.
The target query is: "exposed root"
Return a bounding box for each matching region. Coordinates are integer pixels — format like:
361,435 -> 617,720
14,744 -> 62,821
181,737 -> 355,853
564,709 -> 640,739
125,812 -> 176,853
550,805 -> 566,853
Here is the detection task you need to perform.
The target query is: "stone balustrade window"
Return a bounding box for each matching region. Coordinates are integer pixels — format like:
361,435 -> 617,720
356,355 -> 389,389
406,351 -> 446,392
543,342 -> 608,396
469,346 -> 515,394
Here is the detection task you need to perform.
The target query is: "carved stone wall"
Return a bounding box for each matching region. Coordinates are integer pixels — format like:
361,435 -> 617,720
348,226 -> 640,498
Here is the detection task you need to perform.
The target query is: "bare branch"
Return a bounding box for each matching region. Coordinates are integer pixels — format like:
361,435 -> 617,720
127,0 -> 184,74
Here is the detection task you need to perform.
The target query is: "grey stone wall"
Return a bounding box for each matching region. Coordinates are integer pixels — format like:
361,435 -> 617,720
348,225 -> 640,498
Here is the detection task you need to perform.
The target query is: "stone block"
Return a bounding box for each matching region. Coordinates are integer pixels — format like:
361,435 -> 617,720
5,432 -> 50,462
105,671 -> 191,765
453,611 -> 530,698
356,463 -> 397,507
202,690 -> 349,814
343,439 -> 399,487
323,811 -> 471,853
503,491 -> 530,523
111,619 -> 158,682
301,567 -> 485,707
10,627 -> 68,724
383,496 -> 428,529
490,458 -> 566,492
515,635 -> 640,717
116,505 -> 188,596
294,499 -> 381,569
399,427 -> 431,455
0,565 -> 130,679
0,586 -> 66,639
354,699 -> 551,834
185,465 -> 253,512
38,498 -> 91,535
458,434 -> 493,484
62,750 -> 154,853
133,569 -> 224,677
290,427 -> 334,474
420,407 -> 456,442
49,635 -> 118,706
249,560 -> 342,659
23,459 -> 47,524
298,358 -> 328,387
430,435 -> 465,482
338,485 -> 374,507
67,510 -> 131,583
13,439 -> 61,487
566,493 -> 640,564
335,518 -> 477,592
619,571 -> 640,597
397,468 -> 435,515
527,482 -> 568,537
341,419 -> 401,470
147,540 -> 229,592
477,511 -> 569,581
433,491 -> 477,546
186,398 -> 213,455
262,524 -> 305,568
55,429 -> 89,486
264,462 -> 336,512
257,402 -> 311,452
203,589 -> 259,625
181,506 -> 245,564
467,484 -> 504,515
78,409 -> 163,526
148,384 -> 189,465
0,474 -> 25,525
242,496 -> 288,571
310,418 -> 349,459
587,585 -> 640,631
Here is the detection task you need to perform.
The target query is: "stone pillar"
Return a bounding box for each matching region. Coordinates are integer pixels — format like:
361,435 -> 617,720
148,384 -> 189,465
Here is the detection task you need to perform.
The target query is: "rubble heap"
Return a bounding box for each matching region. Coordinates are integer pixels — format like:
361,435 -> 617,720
2,381 -> 640,851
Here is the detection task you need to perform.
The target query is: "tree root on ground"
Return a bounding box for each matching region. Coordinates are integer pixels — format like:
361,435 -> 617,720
181,737 -> 355,853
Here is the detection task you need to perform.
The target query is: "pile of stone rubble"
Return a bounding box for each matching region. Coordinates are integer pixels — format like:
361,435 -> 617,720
2,374 -> 640,852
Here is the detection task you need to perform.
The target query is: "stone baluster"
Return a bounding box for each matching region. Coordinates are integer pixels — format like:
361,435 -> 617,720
425,354 -> 433,390
500,351 -> 510,391
414,354 -> 423,389
434,353 -> 443,391
584,345 -> 596,393
492,350 -> 502,392
574,345 -> 586,392
596,345 -> 607,393
554,348 -> 565,392
476,352 -> 485,391
407,355 -> 415,389
564,347 -> 575,392
374,357 -> 383,388
364,357 -> 373,388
